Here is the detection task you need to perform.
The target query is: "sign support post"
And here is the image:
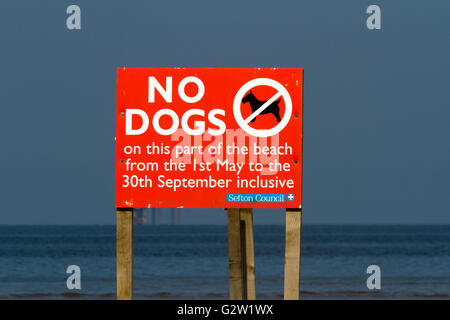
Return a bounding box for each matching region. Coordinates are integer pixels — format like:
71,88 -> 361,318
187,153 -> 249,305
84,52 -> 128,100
227,208 -> 256,300
117,208 -> 134,300
240,208 -> 256,300
227,208 -> 243,299
283,208 -> 302,300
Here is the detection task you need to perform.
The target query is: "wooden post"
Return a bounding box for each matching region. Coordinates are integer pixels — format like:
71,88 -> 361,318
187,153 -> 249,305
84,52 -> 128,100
240,209 -> 256,300
227,208 -> 243,299
117,208 -> 133,300
284,208 -> 302,300
227,208 -> 256,300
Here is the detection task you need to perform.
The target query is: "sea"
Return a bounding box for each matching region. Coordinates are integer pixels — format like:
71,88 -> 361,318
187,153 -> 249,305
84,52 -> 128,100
1,225 -> 449,299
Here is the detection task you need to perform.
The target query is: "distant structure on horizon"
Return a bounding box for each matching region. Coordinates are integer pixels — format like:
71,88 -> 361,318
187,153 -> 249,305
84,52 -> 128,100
133,208 -> 182,225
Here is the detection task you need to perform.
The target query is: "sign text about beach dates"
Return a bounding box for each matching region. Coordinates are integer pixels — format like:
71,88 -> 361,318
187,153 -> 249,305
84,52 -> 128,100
116,68 -> 303,208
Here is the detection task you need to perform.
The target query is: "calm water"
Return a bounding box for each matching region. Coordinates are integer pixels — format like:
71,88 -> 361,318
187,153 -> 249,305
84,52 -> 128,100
1,225 -> 450,299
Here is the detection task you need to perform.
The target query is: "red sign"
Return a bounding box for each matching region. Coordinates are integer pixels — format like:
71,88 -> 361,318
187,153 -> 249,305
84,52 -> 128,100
116,68 -> 303,208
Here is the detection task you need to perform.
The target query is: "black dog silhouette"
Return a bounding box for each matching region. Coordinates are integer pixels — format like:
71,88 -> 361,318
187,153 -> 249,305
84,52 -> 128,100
242,91 -> 281,122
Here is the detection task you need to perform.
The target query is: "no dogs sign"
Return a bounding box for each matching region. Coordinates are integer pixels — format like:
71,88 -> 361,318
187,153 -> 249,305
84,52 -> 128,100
116,68 -> 303,208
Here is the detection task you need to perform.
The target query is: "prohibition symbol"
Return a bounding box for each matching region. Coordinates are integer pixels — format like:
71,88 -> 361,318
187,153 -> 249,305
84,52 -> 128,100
233,78 -> 292,138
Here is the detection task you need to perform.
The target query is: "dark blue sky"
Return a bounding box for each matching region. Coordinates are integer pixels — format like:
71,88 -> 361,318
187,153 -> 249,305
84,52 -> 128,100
0,1 -> 448,224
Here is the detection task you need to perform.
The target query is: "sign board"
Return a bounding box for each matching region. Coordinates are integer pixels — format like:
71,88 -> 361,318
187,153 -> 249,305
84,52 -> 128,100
116,68 -> 303,208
